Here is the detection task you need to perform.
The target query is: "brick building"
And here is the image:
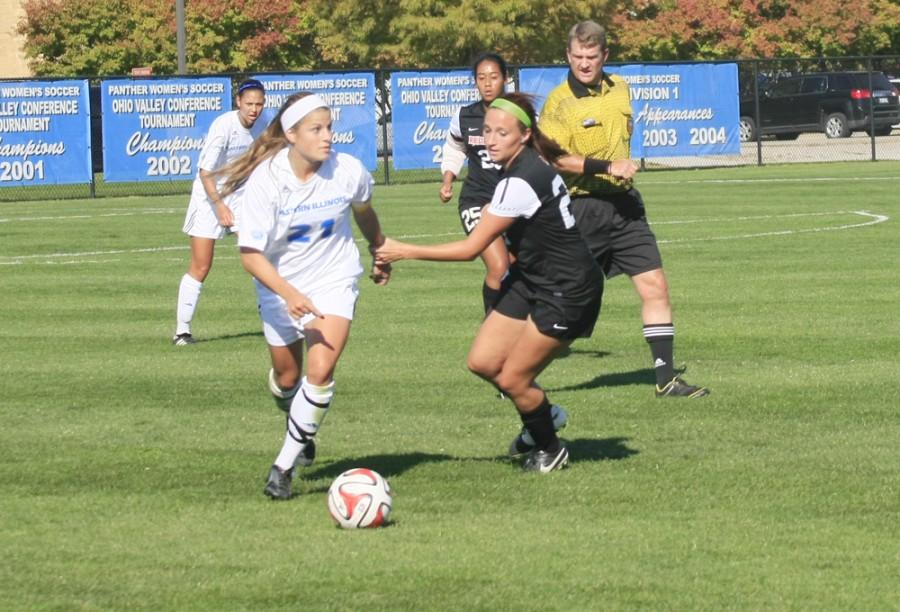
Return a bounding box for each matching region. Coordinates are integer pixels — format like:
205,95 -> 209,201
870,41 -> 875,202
1,0 -> 30,77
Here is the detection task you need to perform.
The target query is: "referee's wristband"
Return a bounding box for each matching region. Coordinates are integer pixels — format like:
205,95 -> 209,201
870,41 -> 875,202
583,158 -> 611,175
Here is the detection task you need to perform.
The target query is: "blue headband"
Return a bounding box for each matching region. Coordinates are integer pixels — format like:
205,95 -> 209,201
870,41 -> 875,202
237,79 -> 264,95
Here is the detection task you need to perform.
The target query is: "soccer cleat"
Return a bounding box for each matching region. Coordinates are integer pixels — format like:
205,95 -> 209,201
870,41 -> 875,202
507,405 -> 568,457
263,465 -> 293,500
655,376 -> 710,398
522,444 -> 569,473
172,333 -> 196,346
293,440 -> 316,468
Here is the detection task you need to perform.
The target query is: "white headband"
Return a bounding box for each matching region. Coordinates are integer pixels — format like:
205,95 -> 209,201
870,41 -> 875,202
280,94 -> 329,132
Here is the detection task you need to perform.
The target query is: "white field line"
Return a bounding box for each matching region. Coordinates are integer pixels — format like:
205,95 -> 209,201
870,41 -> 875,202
657,210 -> 888,244
2,174 -> 899,223
643,176 -> 900,185
0,208 -> 182,223
0,211 -> 889,266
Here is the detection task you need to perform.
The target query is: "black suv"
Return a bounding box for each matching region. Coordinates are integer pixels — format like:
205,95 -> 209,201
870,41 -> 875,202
739,71 -> 900,141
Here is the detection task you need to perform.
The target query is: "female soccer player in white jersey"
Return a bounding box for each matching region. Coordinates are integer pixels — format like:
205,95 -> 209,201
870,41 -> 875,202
376,93 -> 603,473
172,79 -> 267,345
218,92 -> 390,500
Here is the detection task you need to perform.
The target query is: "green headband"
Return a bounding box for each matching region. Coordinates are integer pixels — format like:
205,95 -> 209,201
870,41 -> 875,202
490,98 -> 532,128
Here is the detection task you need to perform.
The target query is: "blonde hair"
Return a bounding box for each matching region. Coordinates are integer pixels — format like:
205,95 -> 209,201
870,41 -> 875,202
218,92 -> 319,197
567,20 -> 607,51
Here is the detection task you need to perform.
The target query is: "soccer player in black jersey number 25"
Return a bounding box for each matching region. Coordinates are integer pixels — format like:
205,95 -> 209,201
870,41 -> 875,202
439,53 -> 511,314
376,93 -> 602,473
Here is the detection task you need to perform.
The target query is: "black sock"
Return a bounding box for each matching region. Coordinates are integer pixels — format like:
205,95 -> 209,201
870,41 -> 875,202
482,282 -> 501,315
644,323 -> 675,386
520,398 -> 560,452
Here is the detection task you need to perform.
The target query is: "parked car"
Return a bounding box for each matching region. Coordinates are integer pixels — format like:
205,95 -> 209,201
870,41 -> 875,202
739,71 -> 900,142
891,77 -> 900,128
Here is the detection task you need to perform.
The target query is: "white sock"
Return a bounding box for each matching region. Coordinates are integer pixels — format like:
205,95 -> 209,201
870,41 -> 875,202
273,377 -> 334,470
175,274 -> 203,335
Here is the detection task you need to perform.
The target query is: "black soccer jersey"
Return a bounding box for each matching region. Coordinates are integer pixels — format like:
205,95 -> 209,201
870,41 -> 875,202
488,148 -> 602,302
449,101 -> 502,205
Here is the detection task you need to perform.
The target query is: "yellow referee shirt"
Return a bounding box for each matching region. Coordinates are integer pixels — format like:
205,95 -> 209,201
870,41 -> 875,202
539,71 -> 634,195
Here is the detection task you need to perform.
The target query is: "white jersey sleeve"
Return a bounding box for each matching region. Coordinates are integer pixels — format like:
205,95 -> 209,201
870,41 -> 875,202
440,108 -> 466,175
341,153 -> 374,206
196,113 -> 232,173
487,177 -> 542,219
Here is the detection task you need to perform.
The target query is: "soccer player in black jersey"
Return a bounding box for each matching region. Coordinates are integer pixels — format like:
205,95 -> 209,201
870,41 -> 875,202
439,52 -> 510,314
376,93 -> 603,473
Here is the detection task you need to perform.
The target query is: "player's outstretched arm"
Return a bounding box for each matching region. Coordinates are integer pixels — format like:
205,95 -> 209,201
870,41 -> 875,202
375,210 -> 512,264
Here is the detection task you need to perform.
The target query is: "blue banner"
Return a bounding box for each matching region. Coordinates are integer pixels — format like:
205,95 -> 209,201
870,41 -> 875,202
520,63 -> 741,157
390,71 -> 480,170
0,80 -> 91,187
101,77 -> 231,182
253,73 -> 377,170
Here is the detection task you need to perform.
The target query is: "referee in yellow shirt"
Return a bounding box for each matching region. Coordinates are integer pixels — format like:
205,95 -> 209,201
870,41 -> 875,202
539,20 -> 709,398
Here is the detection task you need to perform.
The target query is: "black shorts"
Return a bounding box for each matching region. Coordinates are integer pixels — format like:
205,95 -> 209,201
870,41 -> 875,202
458,201 -> 487,235
493,273 -> 602,341
570,189 -> 663,279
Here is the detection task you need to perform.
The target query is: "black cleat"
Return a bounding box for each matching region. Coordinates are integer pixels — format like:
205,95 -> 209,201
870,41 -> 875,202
656,376 -> 710,398
294,440 -> 316,468
507,405 -> 569,458
263,465 -> 293,500
172,333 -> 196,346
522,445 -> 569,473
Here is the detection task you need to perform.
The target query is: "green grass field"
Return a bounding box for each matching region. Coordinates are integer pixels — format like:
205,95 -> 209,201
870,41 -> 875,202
1,162 -> 898,610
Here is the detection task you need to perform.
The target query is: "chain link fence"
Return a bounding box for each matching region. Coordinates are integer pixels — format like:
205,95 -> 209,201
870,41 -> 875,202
2,55 -> 899,202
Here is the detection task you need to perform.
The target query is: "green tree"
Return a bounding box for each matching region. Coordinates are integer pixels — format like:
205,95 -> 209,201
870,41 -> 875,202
17,0 -> 174,76
610,0 -> 900,60
17,0 -> 319,76
311,0 -> 617,68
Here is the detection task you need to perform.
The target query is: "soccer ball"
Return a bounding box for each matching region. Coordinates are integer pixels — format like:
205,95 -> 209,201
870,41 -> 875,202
327,468 -> 393,529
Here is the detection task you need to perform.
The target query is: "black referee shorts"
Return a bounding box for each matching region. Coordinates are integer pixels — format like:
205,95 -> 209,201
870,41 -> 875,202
494,273 -> 602,341
570,188 -> 663,279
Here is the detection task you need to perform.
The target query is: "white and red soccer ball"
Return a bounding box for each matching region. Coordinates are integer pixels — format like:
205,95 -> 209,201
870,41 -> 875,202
327,468 -> 393,529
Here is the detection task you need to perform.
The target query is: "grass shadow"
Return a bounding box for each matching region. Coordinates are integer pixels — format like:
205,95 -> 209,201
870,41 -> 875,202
564,436 -> 640,462
195,331 -> 264,343
559,347 -> 613,359
302,452 -> 454,493
551,368 -> 656,392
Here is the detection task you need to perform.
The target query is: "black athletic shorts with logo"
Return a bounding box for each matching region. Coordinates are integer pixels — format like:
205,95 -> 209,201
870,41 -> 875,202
493,271 -> 602,341
570,188 -> 663,279
458,200 -> 487,235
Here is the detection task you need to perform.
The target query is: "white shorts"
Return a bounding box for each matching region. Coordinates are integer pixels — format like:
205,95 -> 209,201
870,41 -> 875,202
182,192 -> 241,239
258,279 -> 360,347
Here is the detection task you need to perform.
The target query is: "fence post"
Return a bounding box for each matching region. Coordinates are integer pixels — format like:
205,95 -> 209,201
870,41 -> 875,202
377,70 -> 391,185
752,60 -> 762,166
867,57 -> 876,162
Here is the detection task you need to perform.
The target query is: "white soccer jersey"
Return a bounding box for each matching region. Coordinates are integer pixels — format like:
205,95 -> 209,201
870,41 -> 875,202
188,110 -> 267,204
238,148 -> 374,296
